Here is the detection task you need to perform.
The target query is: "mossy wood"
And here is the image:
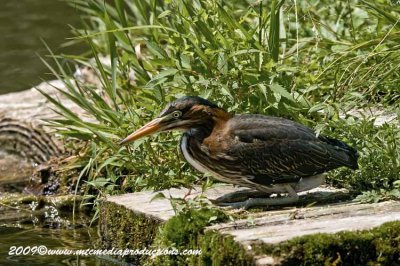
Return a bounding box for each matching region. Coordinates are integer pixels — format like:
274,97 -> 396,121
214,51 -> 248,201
101,184 -> 400,265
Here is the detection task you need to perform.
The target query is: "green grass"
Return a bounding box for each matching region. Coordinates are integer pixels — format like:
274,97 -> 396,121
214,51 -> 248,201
40,0 -> 400,208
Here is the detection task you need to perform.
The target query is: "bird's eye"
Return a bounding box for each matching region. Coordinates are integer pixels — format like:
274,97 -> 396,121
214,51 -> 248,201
172,111 -> 182,118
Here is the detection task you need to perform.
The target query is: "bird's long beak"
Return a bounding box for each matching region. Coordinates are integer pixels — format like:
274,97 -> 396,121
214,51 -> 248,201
120,117 -> 163,145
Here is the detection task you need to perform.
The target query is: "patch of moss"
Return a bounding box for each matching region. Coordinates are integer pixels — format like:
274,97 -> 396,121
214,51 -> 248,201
99,203 -> 254,265
152,207 -> 253,265
99,201 -> 162,265
255,221 -> 400,265
195,230 -> 254,266
159,207 -> 227,247
0,193 -> 85,212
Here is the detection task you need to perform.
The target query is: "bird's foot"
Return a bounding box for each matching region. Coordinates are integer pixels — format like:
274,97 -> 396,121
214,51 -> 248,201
215,185 -> 299,210
216,195 -> 299,210
211,189 -> 270,204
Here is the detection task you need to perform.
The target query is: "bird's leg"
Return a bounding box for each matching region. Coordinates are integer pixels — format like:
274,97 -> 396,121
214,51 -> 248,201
217,185 -> 299,210
212,189 -> 270,204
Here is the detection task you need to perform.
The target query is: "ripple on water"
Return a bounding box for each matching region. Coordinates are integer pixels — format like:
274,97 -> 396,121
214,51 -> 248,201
0,212 -> 126,266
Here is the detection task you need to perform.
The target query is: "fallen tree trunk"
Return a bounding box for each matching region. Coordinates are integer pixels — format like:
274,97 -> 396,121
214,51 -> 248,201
0,80 -> 84,189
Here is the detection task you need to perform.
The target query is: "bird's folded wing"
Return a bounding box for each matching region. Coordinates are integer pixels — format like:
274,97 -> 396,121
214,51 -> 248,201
225,117 -> 343,186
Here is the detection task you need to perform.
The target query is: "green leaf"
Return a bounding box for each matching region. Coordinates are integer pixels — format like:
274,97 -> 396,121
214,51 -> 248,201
150,192 -> 167,202
158,10 -> 172,19
104,11 -> 118,109
269,83 -> 295,102
87,178 -> 111,188
152,69 -> 179,80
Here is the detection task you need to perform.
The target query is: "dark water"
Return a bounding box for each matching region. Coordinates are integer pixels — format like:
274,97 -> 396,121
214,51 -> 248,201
0,211 -> 124,266
0,2 -> 126,265
0,0 -> 84,94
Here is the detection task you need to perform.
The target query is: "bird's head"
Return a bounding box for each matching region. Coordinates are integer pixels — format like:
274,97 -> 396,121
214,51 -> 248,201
120,96 -> 229,145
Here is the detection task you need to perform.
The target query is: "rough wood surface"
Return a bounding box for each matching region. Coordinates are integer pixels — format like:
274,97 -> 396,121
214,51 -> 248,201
105,184 -> 400,265
210,200 -> 400,244
105,184 -> 353,221
106,184 -> 241,221
0,80 -> 82,123
0,80 -> 84,187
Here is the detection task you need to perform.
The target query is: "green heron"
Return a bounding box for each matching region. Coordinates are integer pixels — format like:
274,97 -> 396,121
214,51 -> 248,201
120,96 -> 358,208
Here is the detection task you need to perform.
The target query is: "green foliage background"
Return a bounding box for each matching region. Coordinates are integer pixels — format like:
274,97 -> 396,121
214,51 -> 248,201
43,0 -> 399,203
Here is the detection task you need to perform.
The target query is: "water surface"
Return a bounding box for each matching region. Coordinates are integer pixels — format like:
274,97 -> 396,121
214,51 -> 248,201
0,211 -> 124,266
0,3 -> 126,265
0,0 -> 84,94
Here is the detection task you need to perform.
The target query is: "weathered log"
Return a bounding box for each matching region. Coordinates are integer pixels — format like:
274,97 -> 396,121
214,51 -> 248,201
101,184 -> 400,265
0,80 -> 83,189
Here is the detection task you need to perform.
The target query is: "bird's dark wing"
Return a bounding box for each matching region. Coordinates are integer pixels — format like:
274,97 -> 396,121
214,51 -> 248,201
224,115 -> 356,186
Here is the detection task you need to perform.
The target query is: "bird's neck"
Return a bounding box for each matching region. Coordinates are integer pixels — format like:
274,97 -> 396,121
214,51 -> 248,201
186,121 -> 214,140
187,108 -> 231,140
180,108 -> 232,182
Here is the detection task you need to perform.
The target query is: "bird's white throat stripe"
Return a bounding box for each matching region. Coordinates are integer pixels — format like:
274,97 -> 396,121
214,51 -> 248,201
180,135 -> 210,174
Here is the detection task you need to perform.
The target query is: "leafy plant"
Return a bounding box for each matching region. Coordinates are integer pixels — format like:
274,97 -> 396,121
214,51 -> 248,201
41,0 -> 400,208
324,117 -> 400,191
355,180 -> 400,203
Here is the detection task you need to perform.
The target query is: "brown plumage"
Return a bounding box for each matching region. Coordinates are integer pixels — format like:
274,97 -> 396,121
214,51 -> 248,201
121,96 -> 358,207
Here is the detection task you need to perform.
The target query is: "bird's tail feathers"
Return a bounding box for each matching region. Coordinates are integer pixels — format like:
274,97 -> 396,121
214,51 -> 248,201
321,136 -> 359,170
